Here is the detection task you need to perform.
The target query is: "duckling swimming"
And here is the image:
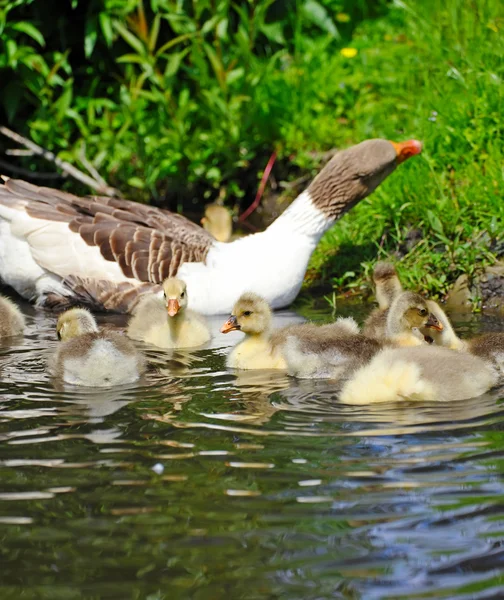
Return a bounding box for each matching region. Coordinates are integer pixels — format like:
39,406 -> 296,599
51,307 -> 145,386
0,295 -> 25,337
127,278 -> 210,349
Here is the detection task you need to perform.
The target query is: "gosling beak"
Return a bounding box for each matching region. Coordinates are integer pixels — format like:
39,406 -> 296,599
425,312 -> 443,331
166,298 -> 180,317
220,315 -> 240,334
390,139 -> 423,164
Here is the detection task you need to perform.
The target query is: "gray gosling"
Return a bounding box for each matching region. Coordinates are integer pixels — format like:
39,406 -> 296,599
364,291 -> 443,346
340,345 -> 498,404
51,307 -> 145,387
275,291 -> 443,380
127,278 -> 210,349
271,318 -> 384,380
0,295 -> 25,337
421,299 -> 504,382
373,261 -> 404,310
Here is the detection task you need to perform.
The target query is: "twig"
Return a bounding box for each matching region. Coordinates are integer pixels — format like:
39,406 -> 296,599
0,126 -> 119,196
77,142 -> 109,189
239,150 -> 277,223
6,149 -> 35,157
0,159 -> 66,180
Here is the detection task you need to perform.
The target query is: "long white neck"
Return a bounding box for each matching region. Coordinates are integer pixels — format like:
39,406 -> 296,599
265,190 -> 333,241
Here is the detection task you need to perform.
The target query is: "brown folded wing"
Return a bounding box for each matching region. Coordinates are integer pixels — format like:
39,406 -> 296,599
0,178 -> 214,285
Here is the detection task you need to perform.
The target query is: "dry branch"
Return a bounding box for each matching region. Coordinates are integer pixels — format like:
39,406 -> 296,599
0,126 -> 119,196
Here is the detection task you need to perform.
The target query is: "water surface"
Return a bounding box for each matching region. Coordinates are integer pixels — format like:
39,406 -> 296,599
1,299 -> 504,599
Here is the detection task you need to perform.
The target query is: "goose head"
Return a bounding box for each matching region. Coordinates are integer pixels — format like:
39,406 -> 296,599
308,139 -> 422,220
201,204 -> 233,243
57,308 -> 98,341
387,292 -> 443,340
221,293 -> 272,335
163,278 -> 188,317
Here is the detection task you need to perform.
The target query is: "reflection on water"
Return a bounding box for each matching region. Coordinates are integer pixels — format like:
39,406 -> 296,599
0,298 -> 504,598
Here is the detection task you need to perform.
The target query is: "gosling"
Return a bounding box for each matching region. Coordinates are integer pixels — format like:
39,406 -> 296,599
220,292 -> 287,370
0,295 -> 25,337
51,307 -> 145,387
127,278 -> 210,349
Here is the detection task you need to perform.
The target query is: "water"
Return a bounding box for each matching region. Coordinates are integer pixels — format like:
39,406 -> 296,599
1,299 -> 504,599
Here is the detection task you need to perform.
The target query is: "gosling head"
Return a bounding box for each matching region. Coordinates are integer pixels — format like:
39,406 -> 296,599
373,261 -> 403,310
201,204 -> 233,243
57,308 -> 98,341
162,278 -> 188,317
390,292 -> 443,334
220,293 -> 272,335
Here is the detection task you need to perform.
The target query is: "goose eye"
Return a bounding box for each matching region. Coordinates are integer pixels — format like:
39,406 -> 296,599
180,292 -> 185,298
243,310 -> 252,317
419,308 -> 427,316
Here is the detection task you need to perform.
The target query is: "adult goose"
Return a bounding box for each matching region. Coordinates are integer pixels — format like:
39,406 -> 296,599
0,138 -> 421,315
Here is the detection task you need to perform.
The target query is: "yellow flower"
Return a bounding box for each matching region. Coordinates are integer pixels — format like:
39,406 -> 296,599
340,47 -> 358,58
336,13 -> 351,23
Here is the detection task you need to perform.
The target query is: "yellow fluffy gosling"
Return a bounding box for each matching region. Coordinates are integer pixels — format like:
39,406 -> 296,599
220,293 -> 287,370
127,278 -> 210,349
201,203 -> 233,243
0,295 -> 25,337
51,307 -> 145,387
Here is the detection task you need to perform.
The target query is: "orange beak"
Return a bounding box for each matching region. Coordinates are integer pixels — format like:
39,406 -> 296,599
425,312 -> 443,332
390,139 -> 423,164
220,315 -> 240,334
166,298 -> 180,317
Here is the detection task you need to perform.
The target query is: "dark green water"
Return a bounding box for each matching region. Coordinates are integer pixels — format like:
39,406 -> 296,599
1,300 -> 504,599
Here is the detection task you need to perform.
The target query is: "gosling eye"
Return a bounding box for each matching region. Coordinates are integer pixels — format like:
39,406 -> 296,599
243,310 -> 252,317
419,308 -> 427,316
180,291 -> 185,298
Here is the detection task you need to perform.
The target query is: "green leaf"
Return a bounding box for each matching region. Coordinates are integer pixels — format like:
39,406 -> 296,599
427,210 -> 445,235
301,0 -> 340,38
54,82 -> 73,122
164,48 -> 189,78
3,82 -> 23,123
11,21 -> 45,46
113,20 -> 145,55
128,176 -> 145,189
155,32 -> 197,57
99,12 -> 114,47
259,22 -> 285,45
149,13 -> 161,51
85,18 -> 97,58
117,53 -> 147,64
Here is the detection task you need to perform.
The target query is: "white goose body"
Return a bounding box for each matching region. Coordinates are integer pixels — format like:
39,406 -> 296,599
0,139 -> 421,314
179,193 -> 325,314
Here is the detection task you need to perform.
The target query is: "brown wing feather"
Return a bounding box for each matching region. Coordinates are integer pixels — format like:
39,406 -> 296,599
62,275 -> 161,313
0,177 -> 215,285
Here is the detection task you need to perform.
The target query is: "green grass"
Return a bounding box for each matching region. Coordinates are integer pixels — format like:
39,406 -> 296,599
298,0 -> 503,305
